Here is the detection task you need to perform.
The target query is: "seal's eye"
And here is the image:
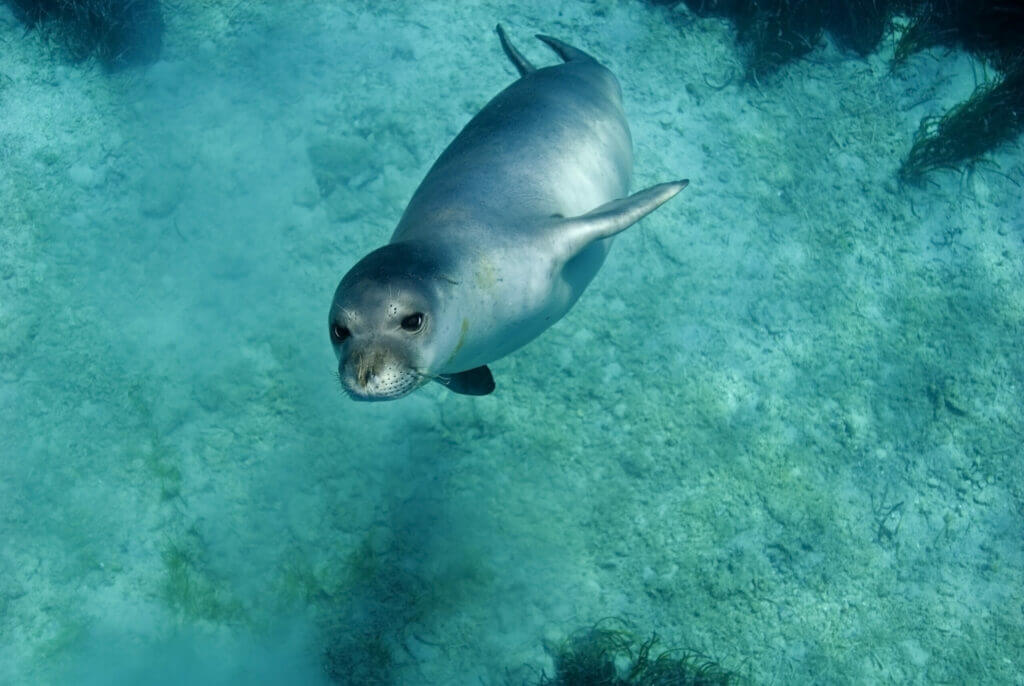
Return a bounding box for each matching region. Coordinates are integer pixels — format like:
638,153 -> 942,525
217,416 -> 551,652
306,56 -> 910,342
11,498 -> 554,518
330,323 -> 350,343
401,313 -> 424,332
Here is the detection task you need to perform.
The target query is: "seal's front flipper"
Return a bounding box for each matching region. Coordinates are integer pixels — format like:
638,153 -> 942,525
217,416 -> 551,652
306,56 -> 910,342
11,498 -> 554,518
554,180 -> 689,263
437,366 -> 495,396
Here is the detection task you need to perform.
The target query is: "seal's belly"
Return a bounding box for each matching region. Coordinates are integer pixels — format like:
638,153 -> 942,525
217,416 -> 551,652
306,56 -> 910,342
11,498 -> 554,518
439,237 -> 608,373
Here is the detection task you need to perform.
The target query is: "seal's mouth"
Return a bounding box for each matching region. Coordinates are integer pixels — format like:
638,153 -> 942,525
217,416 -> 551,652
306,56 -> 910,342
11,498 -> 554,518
342,376 -> 419,401
338,349 -> 425,401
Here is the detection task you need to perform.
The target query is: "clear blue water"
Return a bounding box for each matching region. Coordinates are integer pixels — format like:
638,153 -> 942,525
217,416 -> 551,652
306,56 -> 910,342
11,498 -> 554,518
1,2 -> 1022,684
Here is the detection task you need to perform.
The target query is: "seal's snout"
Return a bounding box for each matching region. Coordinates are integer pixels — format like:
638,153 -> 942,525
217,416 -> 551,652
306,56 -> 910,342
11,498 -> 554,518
339,346 -> 421,401
354,349 -> 386,388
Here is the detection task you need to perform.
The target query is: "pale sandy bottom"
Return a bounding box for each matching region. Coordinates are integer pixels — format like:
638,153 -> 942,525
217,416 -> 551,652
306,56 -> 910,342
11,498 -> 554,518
1,1 -> 1022,684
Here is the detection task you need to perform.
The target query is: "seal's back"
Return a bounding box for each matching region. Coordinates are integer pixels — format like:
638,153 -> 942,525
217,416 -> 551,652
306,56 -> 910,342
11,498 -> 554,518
392,32 -> 633,243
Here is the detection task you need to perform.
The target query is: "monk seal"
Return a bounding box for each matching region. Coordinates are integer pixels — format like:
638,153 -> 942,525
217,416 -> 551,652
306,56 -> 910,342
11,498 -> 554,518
329,25 -> 687,400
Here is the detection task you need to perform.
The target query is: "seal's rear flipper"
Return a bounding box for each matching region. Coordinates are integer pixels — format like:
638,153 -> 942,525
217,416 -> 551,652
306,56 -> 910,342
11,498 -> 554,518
553,180 -> 689,264
535,34 -> 595,63
496,24 -> 535,76
437,366 -> 496,396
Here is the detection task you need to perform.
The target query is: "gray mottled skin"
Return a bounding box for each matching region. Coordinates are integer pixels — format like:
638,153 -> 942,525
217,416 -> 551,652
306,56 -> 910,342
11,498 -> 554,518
330,28 -> 686,401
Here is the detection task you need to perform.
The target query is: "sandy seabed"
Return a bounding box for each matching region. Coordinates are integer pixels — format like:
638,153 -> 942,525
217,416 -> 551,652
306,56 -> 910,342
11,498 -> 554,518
1,1 -> 1022,684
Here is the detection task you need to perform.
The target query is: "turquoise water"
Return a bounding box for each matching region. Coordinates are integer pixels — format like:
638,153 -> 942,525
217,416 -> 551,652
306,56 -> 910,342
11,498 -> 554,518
1,1 -> 1022,684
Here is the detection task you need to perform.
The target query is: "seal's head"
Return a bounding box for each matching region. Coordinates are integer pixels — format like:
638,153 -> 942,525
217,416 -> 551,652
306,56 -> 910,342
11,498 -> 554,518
329,242 -> 452,401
